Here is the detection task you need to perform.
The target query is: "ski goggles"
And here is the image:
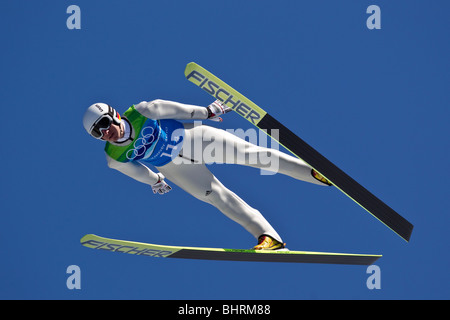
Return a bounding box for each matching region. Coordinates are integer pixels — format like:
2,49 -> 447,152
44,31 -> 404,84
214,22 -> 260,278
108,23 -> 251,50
90,115 -> 113,139
90,106 -> 119,139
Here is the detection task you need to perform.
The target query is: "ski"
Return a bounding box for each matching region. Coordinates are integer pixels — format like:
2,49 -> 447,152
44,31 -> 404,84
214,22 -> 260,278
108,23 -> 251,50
81,234 -> 381,265
184,62 -> 413,242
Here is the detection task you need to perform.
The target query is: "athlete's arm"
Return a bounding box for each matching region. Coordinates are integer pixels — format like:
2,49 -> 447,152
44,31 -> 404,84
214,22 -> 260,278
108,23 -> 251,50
135,99 -> 209,120
106,153 -> 161,185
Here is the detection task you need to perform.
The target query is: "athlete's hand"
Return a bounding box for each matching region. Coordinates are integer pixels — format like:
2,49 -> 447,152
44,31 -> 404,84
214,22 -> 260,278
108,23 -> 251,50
207,100 -> 231,122
151,173 -> 172,195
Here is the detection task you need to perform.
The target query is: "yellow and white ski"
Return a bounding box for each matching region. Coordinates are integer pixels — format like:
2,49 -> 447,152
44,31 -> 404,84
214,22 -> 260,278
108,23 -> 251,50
184,62 -> 413,242
81,234 -> 381,265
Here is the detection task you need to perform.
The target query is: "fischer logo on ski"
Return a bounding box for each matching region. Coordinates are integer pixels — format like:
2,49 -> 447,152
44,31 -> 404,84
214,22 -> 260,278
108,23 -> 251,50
185,69 -> 264,125
81,238 -> 174,257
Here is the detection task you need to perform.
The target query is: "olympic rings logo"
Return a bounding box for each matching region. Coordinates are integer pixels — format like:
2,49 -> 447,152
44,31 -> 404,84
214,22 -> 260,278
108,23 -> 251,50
126,125 -> 158,160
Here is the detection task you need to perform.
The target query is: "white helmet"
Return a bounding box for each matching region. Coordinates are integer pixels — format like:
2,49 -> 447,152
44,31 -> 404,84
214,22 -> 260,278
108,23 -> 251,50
83,103 -> 121,139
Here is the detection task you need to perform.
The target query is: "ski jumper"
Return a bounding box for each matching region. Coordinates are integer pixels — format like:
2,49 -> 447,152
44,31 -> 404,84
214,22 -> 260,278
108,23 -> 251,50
106,100 -> 328,243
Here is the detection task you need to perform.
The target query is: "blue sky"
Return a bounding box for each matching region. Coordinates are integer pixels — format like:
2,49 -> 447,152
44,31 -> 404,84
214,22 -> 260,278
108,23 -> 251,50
0,0 -> 449,300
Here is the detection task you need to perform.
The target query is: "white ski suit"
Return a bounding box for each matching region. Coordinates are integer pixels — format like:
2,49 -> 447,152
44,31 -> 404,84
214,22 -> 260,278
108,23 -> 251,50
106,99 -> 328,243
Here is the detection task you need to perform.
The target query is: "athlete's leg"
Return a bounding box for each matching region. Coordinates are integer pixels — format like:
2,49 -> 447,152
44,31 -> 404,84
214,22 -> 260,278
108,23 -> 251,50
181,123 -> 329,186
157,160 -> 283,243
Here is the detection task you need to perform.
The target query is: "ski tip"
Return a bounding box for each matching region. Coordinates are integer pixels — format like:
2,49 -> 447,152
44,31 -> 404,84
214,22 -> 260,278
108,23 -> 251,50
184,62 -> 193,76
80,234 -> 96,243
184,62 -> 200,77
186,61 -> 197,67
185,61 -> 197,69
